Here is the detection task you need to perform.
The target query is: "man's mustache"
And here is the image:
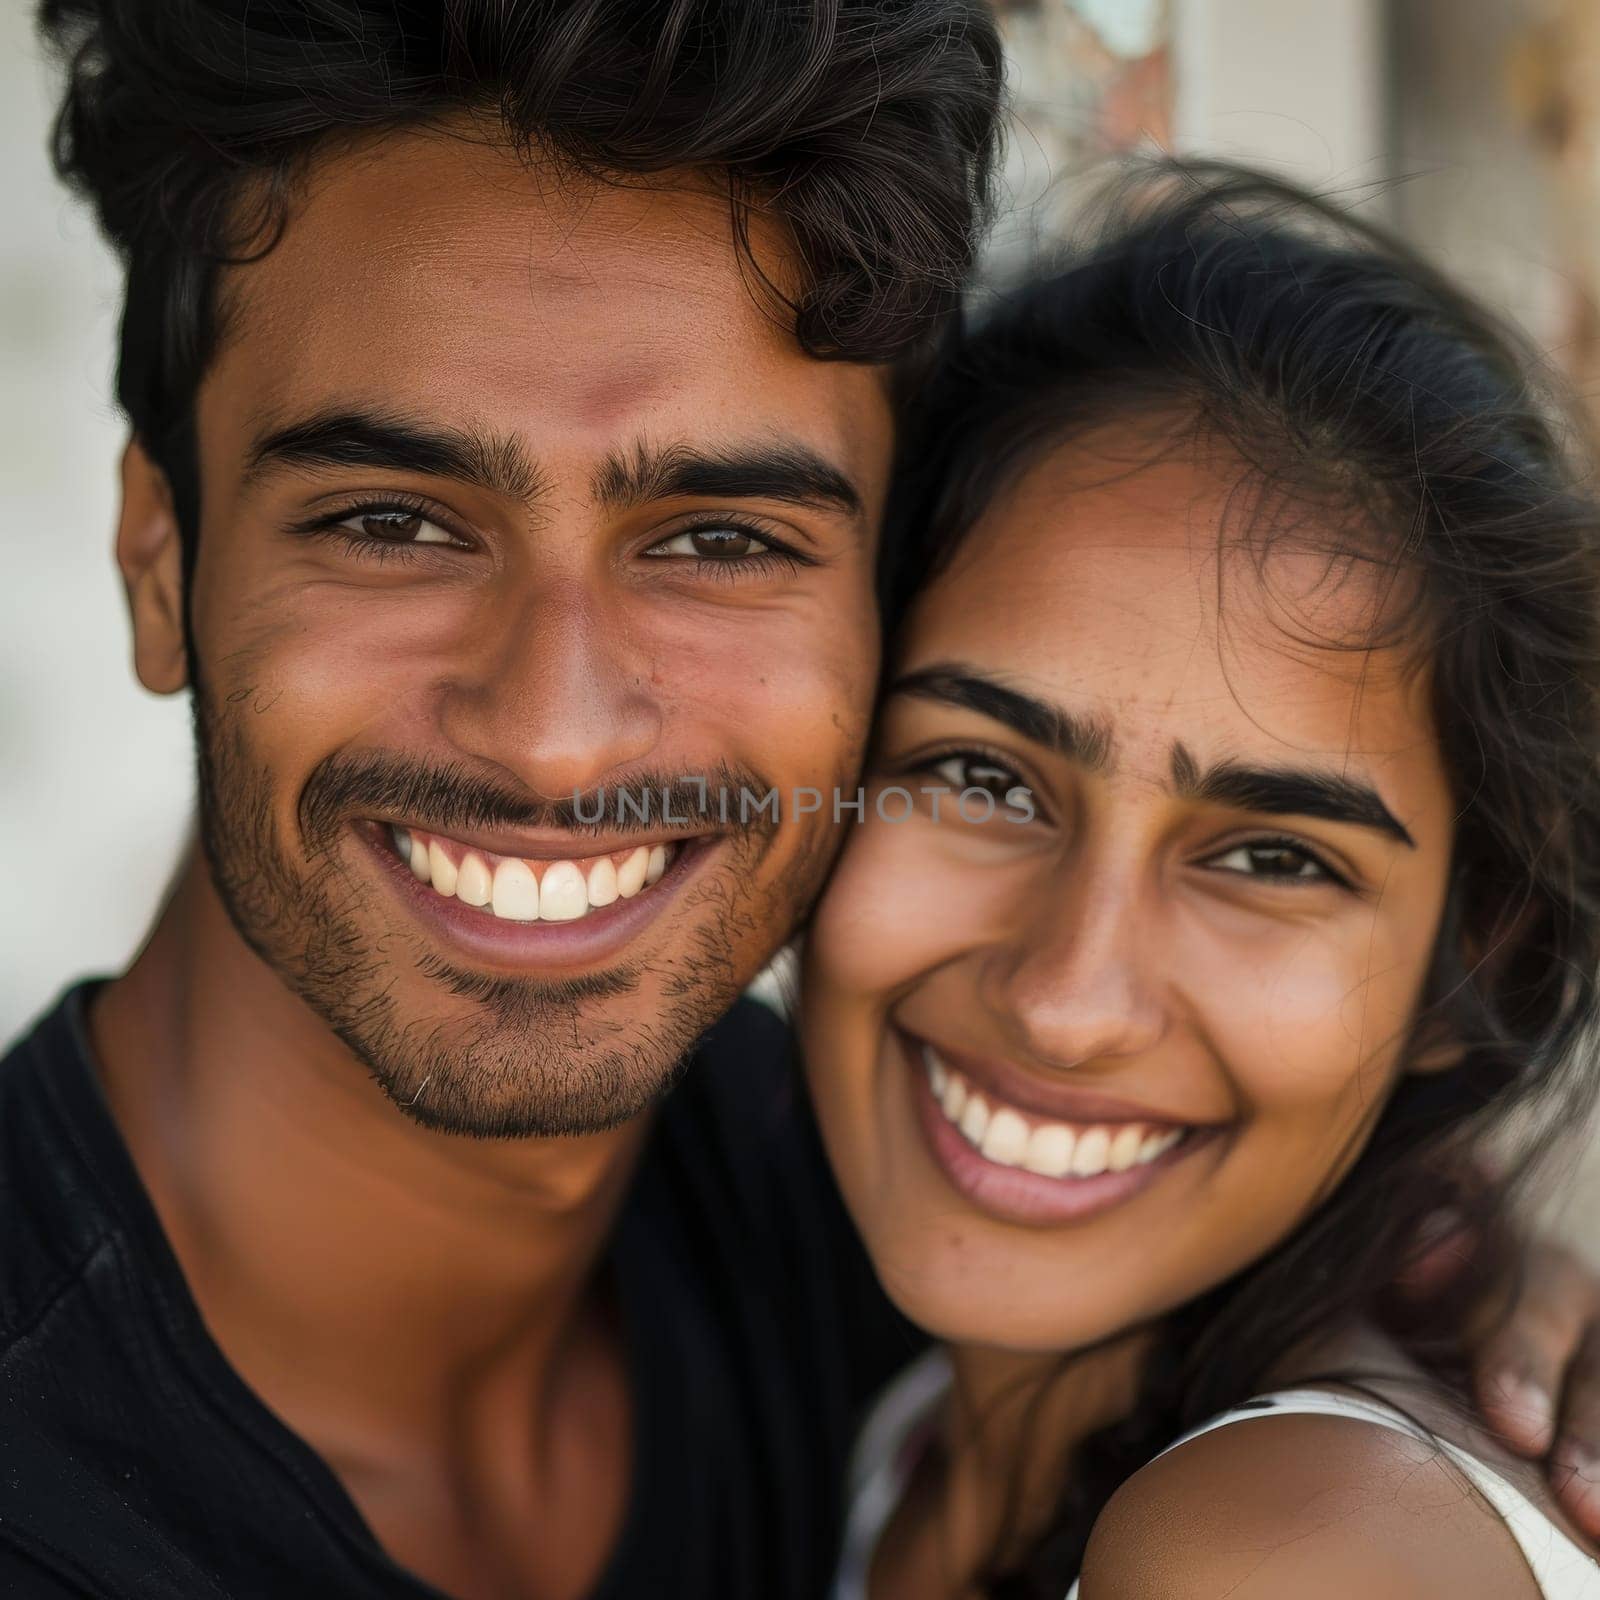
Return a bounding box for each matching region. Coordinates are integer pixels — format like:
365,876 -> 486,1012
298,753 -> 780,851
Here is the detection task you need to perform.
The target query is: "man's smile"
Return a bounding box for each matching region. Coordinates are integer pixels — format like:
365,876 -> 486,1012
357,815 -> 724,974
388,824 -> 675,923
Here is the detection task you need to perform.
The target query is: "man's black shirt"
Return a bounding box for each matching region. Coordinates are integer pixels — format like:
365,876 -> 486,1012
0,983 -> 921,1598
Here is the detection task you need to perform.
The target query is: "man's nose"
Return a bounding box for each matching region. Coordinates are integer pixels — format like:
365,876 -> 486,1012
440,579 -> 661,801
977,868 -> 1168,1071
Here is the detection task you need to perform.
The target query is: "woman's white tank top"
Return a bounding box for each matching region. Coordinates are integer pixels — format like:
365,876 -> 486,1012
832,1351 -> 1600,1600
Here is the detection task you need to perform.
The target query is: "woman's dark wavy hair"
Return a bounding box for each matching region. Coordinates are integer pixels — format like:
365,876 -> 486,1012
885,164 -> 1600,1595
36,0 -> 1004,580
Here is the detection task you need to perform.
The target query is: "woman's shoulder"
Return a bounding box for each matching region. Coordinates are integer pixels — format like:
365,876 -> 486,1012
1076,1390 -> 1547,1600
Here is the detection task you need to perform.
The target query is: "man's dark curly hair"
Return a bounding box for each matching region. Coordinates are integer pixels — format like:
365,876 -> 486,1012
37,0 -> 1005,567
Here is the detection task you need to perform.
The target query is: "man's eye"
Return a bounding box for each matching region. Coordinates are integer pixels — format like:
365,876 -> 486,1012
335,509 -> 454,545
1204,841 -> 1333,881
648,527 -> 770,560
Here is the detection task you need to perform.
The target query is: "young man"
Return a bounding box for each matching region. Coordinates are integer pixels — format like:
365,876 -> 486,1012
6,3 -> 1598,1597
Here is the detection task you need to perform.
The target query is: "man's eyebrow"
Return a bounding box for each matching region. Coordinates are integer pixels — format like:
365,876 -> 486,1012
241,408 -> 547,504
1170,743 -> 1416,848
592,438 -> 863,518
889,665 -> 1113,769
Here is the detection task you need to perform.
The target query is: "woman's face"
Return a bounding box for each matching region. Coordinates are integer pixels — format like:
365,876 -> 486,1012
801,432 -> 1458,1351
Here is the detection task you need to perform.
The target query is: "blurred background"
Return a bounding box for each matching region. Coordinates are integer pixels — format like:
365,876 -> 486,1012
3,0 -> 1597,1245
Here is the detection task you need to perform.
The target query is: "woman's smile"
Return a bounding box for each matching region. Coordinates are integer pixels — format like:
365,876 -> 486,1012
896,1026 -> 1227,1226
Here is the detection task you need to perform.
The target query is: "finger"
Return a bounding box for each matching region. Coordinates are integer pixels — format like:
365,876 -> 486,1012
1551,1438 -> 1600,1545
1551,1326 -> 1600,1545
1476,1360 -> 1557,1458
1469,1246 -> 1595,1457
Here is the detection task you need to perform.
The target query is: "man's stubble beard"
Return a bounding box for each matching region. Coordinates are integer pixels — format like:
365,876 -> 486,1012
188,675 -> 826,1139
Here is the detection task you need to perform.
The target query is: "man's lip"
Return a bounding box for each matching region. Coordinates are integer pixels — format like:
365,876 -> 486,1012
355,823 -> 714,971
898,1029 -> 1224,1131
363,817 -> 713,861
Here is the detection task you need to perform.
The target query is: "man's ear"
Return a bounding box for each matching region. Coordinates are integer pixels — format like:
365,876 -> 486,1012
116,436 -> 188,695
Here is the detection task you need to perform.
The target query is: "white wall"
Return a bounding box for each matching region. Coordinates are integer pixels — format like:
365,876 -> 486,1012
1174,0 -> 1385,181
1,7 -> 192,1040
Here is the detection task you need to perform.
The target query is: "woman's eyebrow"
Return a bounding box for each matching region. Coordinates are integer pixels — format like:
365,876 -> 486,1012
889,664 -> 1113,769
1171,743 -> 1417,848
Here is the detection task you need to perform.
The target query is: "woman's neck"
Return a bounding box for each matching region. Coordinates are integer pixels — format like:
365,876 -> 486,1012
875,1332 -> 1153,1599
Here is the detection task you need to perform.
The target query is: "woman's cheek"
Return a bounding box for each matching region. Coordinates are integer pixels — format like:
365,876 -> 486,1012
1188,909 -> 1421,1115
812,813 -> 982,995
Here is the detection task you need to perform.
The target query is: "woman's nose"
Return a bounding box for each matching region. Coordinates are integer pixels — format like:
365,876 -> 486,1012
977,871 -> 1168,1070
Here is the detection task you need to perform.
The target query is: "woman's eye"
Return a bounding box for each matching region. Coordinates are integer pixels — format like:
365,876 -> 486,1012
336,509 -> 455,545
930,754 -> 1029,810
1206,842 -> 1331,881
648,527 -> 769,560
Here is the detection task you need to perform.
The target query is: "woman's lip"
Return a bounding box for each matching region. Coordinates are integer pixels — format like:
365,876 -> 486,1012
356,821 -> 712,973
901,1030 -> 1215,1130
902,1034 -> 1224,1227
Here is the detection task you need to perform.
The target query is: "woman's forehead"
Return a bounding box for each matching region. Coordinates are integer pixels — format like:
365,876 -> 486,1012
900,442 -> 1435,769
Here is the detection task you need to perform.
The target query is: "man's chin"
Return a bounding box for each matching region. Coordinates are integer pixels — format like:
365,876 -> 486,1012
322,961 -> 741,1140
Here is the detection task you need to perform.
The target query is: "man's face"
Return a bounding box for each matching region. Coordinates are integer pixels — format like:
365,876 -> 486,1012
160,127 -> 890,1137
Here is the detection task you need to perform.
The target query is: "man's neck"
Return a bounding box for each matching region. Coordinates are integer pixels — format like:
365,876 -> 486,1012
89,846 -> 650,1597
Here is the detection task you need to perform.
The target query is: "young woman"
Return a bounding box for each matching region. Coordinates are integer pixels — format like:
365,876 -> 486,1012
802,169 -> 1600,1597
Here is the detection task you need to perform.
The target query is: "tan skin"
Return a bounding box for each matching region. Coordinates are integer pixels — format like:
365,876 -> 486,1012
98,123 -> 890,1600
84,121 -> 1597,1600
802,428 -> 1591,1596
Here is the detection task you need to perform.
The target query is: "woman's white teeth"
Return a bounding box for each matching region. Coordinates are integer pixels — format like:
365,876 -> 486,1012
980,1108 -> 1029,1166
942,1073 -> 968,1122
397,831 -> 677,922
1025,1123 -> 1076,1178
922,1046 -> 1188,1179
1108,1124 -> 1144,1173
1071,1125 -> 1111,1177
959,1094 -> 990,1147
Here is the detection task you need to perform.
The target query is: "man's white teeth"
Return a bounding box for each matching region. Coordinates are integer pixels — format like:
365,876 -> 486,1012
537,860 -> 586,923
427,840 -> 458,898
616,847 -> 649,898
456,851 -> 493,907
491,858 -> 540,922
587,857 -> 619,907
396,830 -> 676,922
922,1045 -> 1188,1179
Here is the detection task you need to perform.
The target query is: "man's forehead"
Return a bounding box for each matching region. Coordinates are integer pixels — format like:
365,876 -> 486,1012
213,129 -> 781,363
200,125 -> 893,486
